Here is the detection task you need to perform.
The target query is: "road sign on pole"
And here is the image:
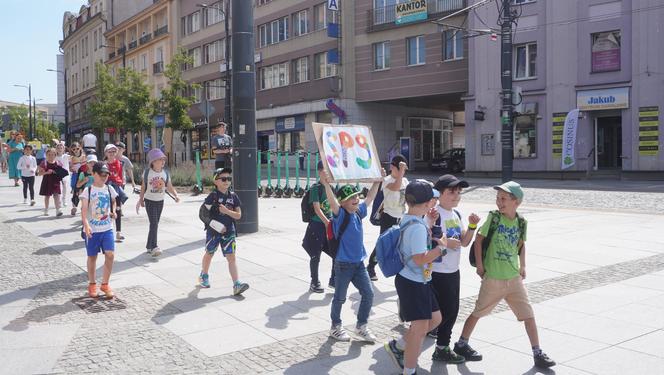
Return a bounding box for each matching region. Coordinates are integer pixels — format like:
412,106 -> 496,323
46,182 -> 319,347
328,0 -> 339,11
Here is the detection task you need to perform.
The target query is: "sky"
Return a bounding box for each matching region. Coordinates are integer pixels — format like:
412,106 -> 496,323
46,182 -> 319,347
0,0 -> 85,105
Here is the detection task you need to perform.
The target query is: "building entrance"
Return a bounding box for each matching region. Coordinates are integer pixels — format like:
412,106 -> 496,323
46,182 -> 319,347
595,116 -> 622,169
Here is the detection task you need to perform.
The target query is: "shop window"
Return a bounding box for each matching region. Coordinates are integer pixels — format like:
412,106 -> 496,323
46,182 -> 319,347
278,131 -> 303,152
408,117 -> 453,161
591,31 -> 621,73
514,115 -> 537,158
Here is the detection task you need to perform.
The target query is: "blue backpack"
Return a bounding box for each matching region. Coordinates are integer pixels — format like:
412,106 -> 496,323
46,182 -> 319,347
375,220 -> 422,278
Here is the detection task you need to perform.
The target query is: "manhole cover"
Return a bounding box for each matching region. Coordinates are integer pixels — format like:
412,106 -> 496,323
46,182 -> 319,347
72,296 -> 127,313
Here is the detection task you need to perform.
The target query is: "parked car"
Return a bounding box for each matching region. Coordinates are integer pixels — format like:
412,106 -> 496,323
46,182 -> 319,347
429,148 -> 465,173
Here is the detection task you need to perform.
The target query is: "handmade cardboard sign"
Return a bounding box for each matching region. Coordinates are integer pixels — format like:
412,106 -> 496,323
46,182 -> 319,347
312,122 -> 382,182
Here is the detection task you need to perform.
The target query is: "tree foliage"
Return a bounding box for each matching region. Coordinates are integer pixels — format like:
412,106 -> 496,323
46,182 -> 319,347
161,47 -> 198,133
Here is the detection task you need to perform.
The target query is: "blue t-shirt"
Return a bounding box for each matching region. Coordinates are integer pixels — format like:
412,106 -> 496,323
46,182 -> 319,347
398,215 -> 433,283
333,203 -> 368,263
204,189 -> 242,235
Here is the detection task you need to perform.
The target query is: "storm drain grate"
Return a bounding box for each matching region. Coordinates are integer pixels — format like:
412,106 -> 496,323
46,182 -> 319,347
72,296 -> 128,313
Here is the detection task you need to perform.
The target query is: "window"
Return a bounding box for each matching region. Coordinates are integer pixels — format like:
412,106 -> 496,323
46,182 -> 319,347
259,17 -> 289,46
205,1 -> 225,27
98,27 -> 103,49
93,30 -> 98,50
293,10 -> 309,36
293,57 -> 308,83
140,54 -> 147,71
408,118 -> 453,161
128,59 -> 135,70
314,52 -> 337,79
514,42 -> 537,79
207,78 -> 224,100
591,31 -> 621,72
260,62 -> 289,90
191,47 -> 202,67
443,30 -> 463,60
259,24 -> 269,47
182,11 -> 201,36
156,47 -> 164,62
204,39 -> 225,64
192,85 -> 203,103
373,42 -> 390,70
407,35 -> 425,65
512,0 -> 535,4
514,115 -> 537,158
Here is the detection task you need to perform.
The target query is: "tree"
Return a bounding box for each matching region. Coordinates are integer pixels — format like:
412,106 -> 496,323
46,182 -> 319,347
88,62 -> 121,132
5,106 -> 29,135
33,117 -> 59,144
161,47 -> 199,162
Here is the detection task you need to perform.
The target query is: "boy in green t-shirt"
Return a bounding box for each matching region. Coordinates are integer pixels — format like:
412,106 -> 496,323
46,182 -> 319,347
453,181 -> 556,369
301,161 -> 336,293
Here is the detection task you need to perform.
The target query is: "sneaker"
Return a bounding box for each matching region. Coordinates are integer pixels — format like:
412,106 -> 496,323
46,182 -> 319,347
115,233 -> 125,242
432,346 -> 466,364
427,329 -> 438,339
367,267 -> 378,281
100,284 -> 114,299
354,324 -> 377,343
87,283 -> 98,298
23,198 -> 27,204
56,209 -> 63,217
329,325 -> 351,342
309,282 -> 324,293
43,208 -> 49,216
199,273 -> 210,288
150,247 -> 162,257
30,200 -> 35,206
63,201 -> 68,207
453,343 -> 483,361
70,206 -> 77,215
534,352 -> 556,368
384,339 -> 404,370
233,282 -> 249,296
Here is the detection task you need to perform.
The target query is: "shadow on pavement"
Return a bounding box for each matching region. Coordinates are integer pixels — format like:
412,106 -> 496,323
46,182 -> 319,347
151,288 -> 244,325
265,292 -> 333,330
283,339 -> 365,375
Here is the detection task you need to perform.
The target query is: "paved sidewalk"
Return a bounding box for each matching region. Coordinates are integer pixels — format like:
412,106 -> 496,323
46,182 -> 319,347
0,174 -> 663,374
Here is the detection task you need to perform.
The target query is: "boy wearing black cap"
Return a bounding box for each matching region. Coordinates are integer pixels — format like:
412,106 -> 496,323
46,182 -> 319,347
301,160 -> 336,293
367,154 -> 409,280
321,169 -> 383,343
384,180 -> 448,374
199,168 -> 249,296
427,175 -> 480,364
81,162 -> 118,299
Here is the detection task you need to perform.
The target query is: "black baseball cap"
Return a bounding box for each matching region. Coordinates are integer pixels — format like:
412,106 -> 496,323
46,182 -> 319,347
115,141 -> 126,149
405,180 -> 434,205
434,174 -> 469,191
391,154 -> 407,167
214,167 -> 232,178
317,160 -> 324,171
92,161 -> 109,174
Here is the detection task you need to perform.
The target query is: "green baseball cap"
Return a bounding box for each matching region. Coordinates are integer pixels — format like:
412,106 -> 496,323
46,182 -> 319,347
336,184 -> 361,202
493,181 -> 524,201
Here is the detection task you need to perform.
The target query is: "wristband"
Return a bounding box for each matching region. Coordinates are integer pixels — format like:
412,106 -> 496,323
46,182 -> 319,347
468,223 -> 478,230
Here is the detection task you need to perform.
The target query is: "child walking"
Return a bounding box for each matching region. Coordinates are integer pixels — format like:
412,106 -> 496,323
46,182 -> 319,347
199,168 -> 249,295
81,162 -> 118,299
55,142 -> 71,207
137,149 -> 180,257
104,144 -> 129,242
69,142 -> 86,215
38,148 -> 64,216
73,155 -> 97,207
321,170 -> 382,343
17,145 -> 37,205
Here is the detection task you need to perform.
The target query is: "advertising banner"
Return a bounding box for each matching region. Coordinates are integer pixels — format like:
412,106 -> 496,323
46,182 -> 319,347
396,0 -> 427,25
561,109 -> 579,170
639,106 -> 659,156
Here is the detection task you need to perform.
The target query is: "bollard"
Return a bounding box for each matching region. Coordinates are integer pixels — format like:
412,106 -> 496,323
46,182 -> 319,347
264,151 -> 273,197
257,150 -> 263,197
305,152 -> 311,190
274,152 -> 284,198
294,151 -> 304,198
284,152 -> 293,198
193,150 -> 202,195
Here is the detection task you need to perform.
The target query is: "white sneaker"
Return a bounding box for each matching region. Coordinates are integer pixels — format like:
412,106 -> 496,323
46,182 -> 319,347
151,247 -> 162,257
354,324 -> 377,343
56,209 -> 63,217
63,201 -> 68,207
30,200 -> 35,206
329,325 -> 351,342
43,208 -> 49,216
23,198 -> 27,204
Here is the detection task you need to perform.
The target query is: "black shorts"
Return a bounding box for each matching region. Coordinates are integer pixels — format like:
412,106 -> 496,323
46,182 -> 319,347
395,273 -> 439,322
302,220 -> 331,258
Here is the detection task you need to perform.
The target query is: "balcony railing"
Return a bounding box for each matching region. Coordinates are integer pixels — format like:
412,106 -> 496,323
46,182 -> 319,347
139,33 -> 152,45
370,0 -> 465,28
154,25 -> 168,37
153,61 -> 164,74
109,52 -> 116,59
117,46 -> 126,55
128,40 -> 138,50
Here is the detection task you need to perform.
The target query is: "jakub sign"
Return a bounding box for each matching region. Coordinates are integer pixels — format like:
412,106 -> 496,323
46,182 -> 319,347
312,123 -> 382,182
561,109 -> 579,170
396,0 -> 428,25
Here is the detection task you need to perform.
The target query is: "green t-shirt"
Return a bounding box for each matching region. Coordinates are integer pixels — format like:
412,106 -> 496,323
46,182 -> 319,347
478,213 -> 528,280
308,183 -> 331,223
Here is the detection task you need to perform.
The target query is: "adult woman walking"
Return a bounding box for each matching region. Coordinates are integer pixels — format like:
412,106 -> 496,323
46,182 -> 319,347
8,131 -> 25,186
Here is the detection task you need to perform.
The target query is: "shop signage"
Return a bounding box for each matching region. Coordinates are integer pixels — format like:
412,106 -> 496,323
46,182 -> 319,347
276,115 -> 305,133
576,87 -> 629,111
551,112 -> 566,158
561,109 -> 579,170
396,0 -> 428,25
639,106 -> 659,156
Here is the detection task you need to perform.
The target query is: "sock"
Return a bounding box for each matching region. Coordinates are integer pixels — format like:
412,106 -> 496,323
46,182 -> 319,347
403,368 -> 416,375
532,345 -> 542,356
436,345 -> 449,350
234,280 -> 242,286
396,337 -> 406,351
457,336 -> 468,347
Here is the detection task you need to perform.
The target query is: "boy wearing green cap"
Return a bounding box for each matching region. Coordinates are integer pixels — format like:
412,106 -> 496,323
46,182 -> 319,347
454,181 -> 556,369
321,169 -> 383,343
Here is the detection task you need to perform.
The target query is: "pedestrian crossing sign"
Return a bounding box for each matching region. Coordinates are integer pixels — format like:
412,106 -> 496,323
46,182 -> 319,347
328,0 -> 339,11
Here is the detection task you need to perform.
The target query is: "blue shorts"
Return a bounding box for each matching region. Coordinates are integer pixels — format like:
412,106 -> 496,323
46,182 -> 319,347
85,230 -> 115,257
205,230 -> 236,256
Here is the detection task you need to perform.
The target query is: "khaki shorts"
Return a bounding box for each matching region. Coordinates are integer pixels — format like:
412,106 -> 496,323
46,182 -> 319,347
471,276 -> 534,321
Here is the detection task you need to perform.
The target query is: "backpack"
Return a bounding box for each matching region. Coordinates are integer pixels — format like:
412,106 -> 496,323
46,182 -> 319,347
199,190 -> 218,229
301,183 -> 323,223
469,210 -> 526,267
143,168 -> 170,187
327,209 -> 356,258
375,219 -> 423,278
369,184 -> 384,226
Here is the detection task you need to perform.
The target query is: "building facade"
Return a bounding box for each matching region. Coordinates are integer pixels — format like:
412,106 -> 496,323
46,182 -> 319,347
465,0 -> 664,177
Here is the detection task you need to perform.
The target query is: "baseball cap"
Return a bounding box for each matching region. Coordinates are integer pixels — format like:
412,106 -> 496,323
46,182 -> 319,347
86,154 -> 98,163
336,184 -> 361,202
213,167 -> 232,179
434,174 -> 470,191
104,144 -> 118,153
390,154 -> 407,167
92,161 -> 109,174
494,181 -> 524,201
415,179 -> 439,198
405,180 -> 434,205
115,141 -> 126,149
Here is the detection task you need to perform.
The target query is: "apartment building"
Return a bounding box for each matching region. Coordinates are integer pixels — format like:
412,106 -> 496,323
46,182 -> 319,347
465,0 -> 664,177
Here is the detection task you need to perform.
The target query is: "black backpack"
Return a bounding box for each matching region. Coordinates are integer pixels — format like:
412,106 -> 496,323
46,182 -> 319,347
469,210 -> 526,267
301,183 -> 324,223
199,191 -> 219,229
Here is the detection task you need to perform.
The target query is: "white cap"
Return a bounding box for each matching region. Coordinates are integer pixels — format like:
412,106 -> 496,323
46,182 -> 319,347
209,220 -> 226,234
86,155 -> 98,163
104,144 -> 118,153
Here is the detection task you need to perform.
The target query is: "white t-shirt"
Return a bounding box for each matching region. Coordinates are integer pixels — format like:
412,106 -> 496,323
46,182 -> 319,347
81,185 -> 118,233
143,169 -> 167,201
17,155 -> 37,177
56,154 -> 70,174
82,133 -> 97,148
382,175 -> 408,219
425,206 -> 466,273
120,155 -> 133,184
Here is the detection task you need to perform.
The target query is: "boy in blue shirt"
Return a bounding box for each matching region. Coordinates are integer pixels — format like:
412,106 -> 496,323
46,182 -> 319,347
321,169 -> 383,343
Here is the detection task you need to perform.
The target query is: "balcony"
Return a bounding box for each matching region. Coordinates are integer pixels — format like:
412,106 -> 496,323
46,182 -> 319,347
154,25 -> 168,38
153,61 -> 164,74
139,33 -> 152,45
109,52 -> 116,59
128,40 -> 138,50
117,46 -> 127,55
369,0 -> 465,31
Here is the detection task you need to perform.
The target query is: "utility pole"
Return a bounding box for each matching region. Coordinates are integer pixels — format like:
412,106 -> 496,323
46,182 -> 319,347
231,0 -> 257,233
224,0 -> 231,130
500,0 -> 514,182
28,85 -> 33,140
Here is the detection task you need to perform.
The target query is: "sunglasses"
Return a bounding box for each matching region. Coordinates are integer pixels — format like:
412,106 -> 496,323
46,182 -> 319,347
216,176 -> 232,182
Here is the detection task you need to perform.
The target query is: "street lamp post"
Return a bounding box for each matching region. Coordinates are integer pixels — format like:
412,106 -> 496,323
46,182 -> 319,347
13,84 -> 32,139
47,68 -> 69,143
